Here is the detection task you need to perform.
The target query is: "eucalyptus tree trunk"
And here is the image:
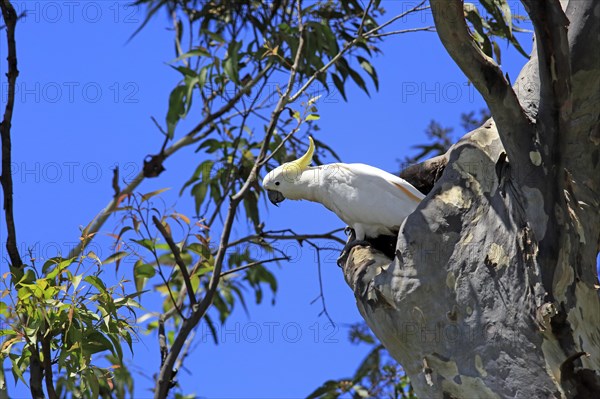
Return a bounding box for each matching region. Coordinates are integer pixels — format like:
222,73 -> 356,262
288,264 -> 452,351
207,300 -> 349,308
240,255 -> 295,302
342,1 -> 600,397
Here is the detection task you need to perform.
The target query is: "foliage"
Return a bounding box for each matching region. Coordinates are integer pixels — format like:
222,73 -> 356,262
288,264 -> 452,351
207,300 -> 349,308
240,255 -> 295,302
1,258 -> 137,398
463,0 -> 530,64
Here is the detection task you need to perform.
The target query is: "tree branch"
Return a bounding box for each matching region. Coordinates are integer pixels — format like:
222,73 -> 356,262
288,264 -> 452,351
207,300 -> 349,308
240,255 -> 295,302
521,0 -> 572,157
429,0 -> 534,172
225,228 -> 346,249
152,216 -> 197,306
400,154 -> 448,195
41,334 -> 58,399
368,26 -> 436,39
0,0 -> 22,268
522,0 -> 571,107
28,344 -> 44,399
220,256 -> 289,278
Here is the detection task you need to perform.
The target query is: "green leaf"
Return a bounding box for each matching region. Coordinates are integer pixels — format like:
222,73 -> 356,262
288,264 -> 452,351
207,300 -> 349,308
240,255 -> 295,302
305,114 -> 320,121
306,380 -> 341,399
203,315 -> 219,345
0,328 -> 16,337
87,251 -> 101,265
10,355 -> 26,385
166,85 -> 186,138
134,262 -> 156,279
357,56 -> 379,91
102,251 -> 129,265
0,302 -> 10,318
84,275 -> 107,293
224,41 -> 242,85
492,40 -> 502,65
45,257 -> 74,279
331,74 -> 347,102
187,243 -> 209,257
172,47 -> 210,63
192,181 -> 209,216
83,331 -> 114,356
243,190 -> 260,227
87,369 -> 100,399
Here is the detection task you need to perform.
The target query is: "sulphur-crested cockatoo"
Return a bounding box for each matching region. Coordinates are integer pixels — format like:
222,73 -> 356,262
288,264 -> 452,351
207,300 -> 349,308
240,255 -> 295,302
262,136 -> 424,259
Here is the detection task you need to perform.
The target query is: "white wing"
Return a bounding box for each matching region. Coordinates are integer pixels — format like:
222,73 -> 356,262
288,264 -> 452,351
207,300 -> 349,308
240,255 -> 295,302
314,163 -> 425,238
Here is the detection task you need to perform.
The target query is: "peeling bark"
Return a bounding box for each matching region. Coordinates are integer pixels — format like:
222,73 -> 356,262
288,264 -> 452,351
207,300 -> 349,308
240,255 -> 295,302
343,1 -> 600,398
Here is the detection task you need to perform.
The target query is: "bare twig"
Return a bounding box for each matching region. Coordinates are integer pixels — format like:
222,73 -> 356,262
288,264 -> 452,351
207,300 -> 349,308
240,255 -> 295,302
369,26 -> 435,39
158,316 -> 167,366
153,216 -> 197,306
357,0 -> 375,37
0,0 -> 22,268
173,326 -> 198,374
220,256 -> 289,277
225,228 -> 346,249
307,241 -> 334,325
364,1 -> 429,36
258,122 -> 302,166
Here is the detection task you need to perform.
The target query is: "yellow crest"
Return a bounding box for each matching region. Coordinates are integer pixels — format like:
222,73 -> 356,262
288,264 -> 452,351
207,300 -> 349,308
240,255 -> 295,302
288,136 -> 314,171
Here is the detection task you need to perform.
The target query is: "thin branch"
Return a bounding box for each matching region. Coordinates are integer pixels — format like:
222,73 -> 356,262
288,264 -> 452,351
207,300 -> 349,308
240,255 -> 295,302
357,0 -> 375,37
369,26 -> 435,39
364,1 -> 429,36
173,326 -> 197,374
429,0 -> 533,175
220,256 -> 289,277
307,242 -> 334,325
0,0 -> 22,268
158,316 -> 167,367
153,216 -> 197,306
258,117 -> 302,166
225,228 -> 346,249
171,10 -> 188,67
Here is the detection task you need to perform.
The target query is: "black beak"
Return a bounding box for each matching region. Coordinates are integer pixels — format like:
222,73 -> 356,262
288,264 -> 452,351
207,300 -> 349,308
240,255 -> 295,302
267,190 -> 285,206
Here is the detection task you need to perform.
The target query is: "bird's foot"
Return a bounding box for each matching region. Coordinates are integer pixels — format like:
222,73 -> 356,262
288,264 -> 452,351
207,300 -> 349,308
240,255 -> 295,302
337,238 -> 371,268
344,226 -> 354,237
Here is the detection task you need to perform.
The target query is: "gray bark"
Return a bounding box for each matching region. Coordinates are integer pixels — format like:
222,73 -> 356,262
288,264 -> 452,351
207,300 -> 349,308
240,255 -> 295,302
342,1 -> 600,397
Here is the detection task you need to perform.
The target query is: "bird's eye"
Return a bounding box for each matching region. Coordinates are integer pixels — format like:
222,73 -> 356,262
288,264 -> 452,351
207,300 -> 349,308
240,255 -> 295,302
275,181 -> 280,186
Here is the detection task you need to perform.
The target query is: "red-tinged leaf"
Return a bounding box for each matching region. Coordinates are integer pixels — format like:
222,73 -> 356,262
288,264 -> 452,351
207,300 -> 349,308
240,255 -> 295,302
141,187 -> 171,202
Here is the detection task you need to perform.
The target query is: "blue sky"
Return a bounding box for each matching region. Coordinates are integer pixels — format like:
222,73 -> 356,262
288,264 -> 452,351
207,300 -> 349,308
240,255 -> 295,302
0,1 -> 540,398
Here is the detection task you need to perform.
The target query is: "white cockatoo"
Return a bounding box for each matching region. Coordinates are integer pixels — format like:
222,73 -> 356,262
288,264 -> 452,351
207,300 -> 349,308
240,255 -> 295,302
262,136 -> 425,259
